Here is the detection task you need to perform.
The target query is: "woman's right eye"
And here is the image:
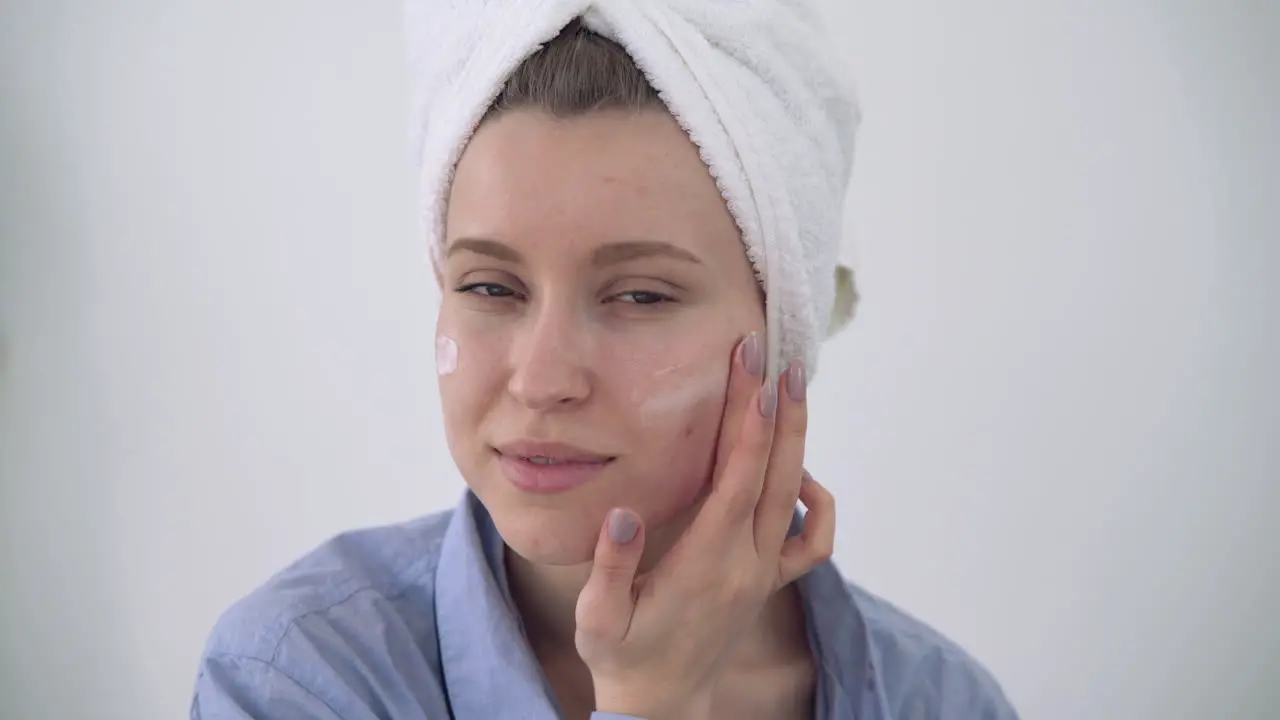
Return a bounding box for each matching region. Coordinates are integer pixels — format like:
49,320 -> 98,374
455,282 -> 521,300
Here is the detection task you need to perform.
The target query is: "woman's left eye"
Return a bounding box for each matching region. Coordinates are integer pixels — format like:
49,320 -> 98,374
613,290 -> 674,305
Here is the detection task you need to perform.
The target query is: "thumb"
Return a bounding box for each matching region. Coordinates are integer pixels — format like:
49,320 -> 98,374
576,508 -> 645,644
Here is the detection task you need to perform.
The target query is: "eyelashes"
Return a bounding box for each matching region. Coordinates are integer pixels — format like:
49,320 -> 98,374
456,282 -> 520,300
612,290 -> 675,305
453,283 -> 676,307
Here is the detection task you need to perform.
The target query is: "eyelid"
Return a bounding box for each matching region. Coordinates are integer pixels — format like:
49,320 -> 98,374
454,268 -> 527,292
453,280 -> 526,302
612,289 -> 676,304
602,274 -> 685,293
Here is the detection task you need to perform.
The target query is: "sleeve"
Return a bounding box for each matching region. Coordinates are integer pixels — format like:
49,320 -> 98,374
927,651 -> 1022,720
192,654 -> 346,720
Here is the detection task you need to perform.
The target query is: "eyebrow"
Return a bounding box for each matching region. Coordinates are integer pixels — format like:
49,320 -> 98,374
445,237 -> 703,267
446,237 -> 523,263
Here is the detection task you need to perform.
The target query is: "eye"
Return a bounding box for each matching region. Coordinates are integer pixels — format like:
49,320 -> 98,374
455,282 -> 522,300
612,290 -> 675,305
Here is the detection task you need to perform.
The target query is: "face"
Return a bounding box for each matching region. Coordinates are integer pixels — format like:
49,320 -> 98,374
437,108 -> 763,566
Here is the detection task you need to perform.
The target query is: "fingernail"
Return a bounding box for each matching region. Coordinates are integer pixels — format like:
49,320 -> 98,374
742,332 -> 764,377
759,378 -> 778,417
608,508 -> 638,545
785,360 -> 806,402
802,469 -> 814,483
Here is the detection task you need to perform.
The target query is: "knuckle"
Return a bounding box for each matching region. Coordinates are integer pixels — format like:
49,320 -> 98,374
574,601 -> 608,635
814,535 -> 834,563
727,485 -> 757,518
747,423 -> 775,455
787,407 -> 809,439
723,572 -> 763,605
817,485 -> 836,511
597,566 -> 626,585
578,609 -> 611,638
575,611 -> 606,637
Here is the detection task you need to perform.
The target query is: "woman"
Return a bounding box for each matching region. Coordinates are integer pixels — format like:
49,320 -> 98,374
192,5 -> 1018,719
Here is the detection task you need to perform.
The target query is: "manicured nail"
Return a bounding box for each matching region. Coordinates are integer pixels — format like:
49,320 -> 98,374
759,378 -> 778,417
785,360 -> 806,402
742,332 -> 764,377
608,508 -> 638,545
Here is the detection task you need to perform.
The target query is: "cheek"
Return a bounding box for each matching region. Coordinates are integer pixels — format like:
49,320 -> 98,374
616,342 -> 730,430
436,323 -> 509,381
671,392 -> 726,480
435,327 -> 508,433
634,390 -> 726,525
435,336 -> 458,376
608,343 -> 731,507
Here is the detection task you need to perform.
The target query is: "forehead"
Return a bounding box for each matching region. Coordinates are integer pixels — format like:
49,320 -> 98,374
445,108 -> 742,262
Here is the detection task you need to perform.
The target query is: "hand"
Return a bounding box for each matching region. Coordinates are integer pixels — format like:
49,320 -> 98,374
574,333 -> 837,720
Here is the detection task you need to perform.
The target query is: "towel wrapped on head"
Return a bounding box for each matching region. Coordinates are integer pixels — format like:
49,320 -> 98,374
405,0 -> 860,380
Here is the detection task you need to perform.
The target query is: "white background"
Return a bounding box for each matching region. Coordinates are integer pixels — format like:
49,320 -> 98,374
2,2 -> 1277,718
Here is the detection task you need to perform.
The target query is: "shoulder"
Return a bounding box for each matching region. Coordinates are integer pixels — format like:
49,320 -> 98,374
848,581 -> 1020,719
192,509 -> 456,718
201,508 -> 454,660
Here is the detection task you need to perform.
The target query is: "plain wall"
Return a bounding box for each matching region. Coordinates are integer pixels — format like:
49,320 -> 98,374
1,1 -> 1276,718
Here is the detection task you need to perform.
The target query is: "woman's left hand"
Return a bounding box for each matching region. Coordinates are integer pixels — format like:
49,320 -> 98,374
573,336 -> 837,720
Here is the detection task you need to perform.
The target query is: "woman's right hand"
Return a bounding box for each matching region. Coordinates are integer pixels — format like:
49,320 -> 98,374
573,333 -> 837,719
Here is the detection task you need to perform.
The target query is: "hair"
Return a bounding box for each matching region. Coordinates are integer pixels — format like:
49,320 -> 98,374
475,18 -> 772,307
483,18 -> 663,121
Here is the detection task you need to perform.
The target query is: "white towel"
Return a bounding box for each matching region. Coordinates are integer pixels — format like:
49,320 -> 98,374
405,0 -> 860,380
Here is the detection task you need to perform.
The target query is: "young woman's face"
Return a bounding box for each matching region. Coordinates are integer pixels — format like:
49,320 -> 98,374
438,108 -> 763,565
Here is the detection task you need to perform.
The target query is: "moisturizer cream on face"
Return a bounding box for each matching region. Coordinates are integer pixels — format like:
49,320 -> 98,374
634,362 -> 726,426
436,335 -> 459,377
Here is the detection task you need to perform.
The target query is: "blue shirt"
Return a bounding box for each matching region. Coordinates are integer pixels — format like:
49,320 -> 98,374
192,492 -> 1018,719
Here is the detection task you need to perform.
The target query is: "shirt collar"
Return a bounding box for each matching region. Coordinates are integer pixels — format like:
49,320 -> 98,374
435,491 -> 560,719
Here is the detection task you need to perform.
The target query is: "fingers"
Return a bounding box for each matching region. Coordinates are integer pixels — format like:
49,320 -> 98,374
710,332 -> 767,491
576,508 -> 646,644
700,373 -> 777,533
696,332 -> 774,527
777,472 -> 836,586
754,360 -> 808,558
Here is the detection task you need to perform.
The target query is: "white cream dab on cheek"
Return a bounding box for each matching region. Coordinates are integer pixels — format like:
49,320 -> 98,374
436,336 -> 458,376
635,367 -> 725,424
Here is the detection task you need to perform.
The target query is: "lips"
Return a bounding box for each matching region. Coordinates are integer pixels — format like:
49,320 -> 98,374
494,441 -> 614,465
493,441 -> 615,493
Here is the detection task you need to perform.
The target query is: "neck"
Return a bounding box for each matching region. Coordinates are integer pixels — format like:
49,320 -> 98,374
503,502 -> 812,670
504,502 -> 698,653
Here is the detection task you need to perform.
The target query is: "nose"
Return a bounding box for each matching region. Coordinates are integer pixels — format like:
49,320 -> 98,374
506,305 -> 592,411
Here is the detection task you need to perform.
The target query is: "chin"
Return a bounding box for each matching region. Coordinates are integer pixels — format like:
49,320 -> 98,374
459,440 -> 714,567
481,490 -> 603,566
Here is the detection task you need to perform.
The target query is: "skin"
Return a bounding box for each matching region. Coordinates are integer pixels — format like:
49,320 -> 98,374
437,107 -> 834,719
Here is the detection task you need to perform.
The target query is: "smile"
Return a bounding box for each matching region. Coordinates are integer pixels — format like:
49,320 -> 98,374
525,456 -> 570,466
493,442 -> 615,493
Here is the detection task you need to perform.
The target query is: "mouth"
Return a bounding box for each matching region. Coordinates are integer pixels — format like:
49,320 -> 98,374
494,440 -> 615,464
520,456 -> 595,466
493,441 -> 616,493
